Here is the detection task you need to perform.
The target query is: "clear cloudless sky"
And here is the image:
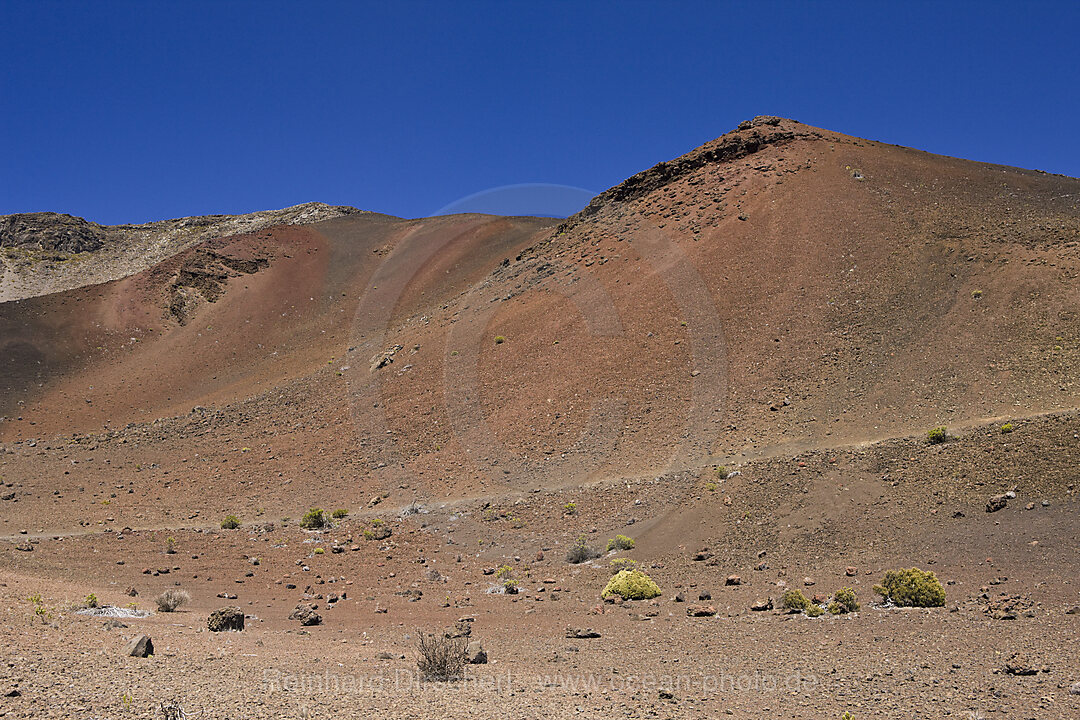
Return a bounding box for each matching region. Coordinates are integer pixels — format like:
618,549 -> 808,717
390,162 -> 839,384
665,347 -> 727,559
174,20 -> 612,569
2,0 -> 1079,223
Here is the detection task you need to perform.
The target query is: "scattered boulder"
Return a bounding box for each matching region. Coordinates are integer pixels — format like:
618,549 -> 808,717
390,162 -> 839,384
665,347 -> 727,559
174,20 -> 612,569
698,590 -> 712,601
289,604 -> 322,626
465,640 -> 487,664
845,567 -> 858,577
124,635 -> 154,658
692,548 -> 712,562
565,627 -> 601,639
1003,653 -> 1042,676
673,592 -> 686,603
750,598 -> 774,611
686,604 -> 716,617
725,575 -> 742,586
1069,681 -> 1080,696
208,607 -> 245,632
986,494 -> 1009,513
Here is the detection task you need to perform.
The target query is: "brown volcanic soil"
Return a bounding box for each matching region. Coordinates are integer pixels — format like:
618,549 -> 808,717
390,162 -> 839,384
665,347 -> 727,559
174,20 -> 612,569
1,118 -> 1079,718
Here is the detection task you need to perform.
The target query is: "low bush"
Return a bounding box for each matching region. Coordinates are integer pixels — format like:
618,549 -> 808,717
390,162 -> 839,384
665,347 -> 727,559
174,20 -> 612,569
300,508 -> 327,530
84,593 -> 99,609
566,536 -> 601,564
609,557 -> 638,575
331,508 -> 349,519
926,426 -> 947,444
873,568 -> 945,607
601,569 -> 661,600
1000,423 -> 1014,433
220,515 -> 241,530
606,534 -> 635,552
828,587 -> 860,614
155,588 -> 191,613
416,630 -> 467,681
781,589 -> 811,612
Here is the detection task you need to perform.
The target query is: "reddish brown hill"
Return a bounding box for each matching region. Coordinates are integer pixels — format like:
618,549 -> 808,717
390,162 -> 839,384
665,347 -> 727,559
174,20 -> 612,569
1,116 -> 1078,497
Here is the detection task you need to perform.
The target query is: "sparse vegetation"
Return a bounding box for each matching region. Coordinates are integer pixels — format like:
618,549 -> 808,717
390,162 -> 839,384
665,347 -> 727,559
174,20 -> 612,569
416,630 -> 467,682
164,536 -> 176,554
313,547 -> 325,555
1001,423 -> 1014,433
84,593 -> 99,609
873,568 -> 946,607
220,515 -> 241,530
926,426 -> 947,444
805,602 -> 824,617
28,593 -> 52,623
704,481 -> 717,492
300,508 -> 327,530
155,588 -> 190,613
563,501 -> 577,515
714,465 -> 729,479
782,588 -> 811,612
331,508 -> 349,519
494,335 -> 506,344
971,289 -> 982,299
607,534 -> 635,552
566,535 -> 601,564
828,587 -> 860,614
601,569 -> 661,600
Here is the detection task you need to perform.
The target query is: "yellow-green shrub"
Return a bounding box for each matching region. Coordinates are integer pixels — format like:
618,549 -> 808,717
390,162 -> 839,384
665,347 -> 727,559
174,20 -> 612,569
601,569 -> 661,600
873,568 -> 945,607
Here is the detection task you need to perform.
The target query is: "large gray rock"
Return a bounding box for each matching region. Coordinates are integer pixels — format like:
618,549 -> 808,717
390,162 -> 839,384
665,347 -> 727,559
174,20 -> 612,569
124,635 -> 153,658
208,606 -> 245,632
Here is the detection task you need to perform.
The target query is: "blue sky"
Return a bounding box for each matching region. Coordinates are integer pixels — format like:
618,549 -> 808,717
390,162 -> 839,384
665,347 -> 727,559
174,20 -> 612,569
2,1 -> 1078,223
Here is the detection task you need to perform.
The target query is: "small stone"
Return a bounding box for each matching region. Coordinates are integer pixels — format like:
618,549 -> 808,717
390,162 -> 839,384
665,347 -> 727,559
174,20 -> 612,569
565,627 -> 600,639
750,598 -> 773,611
986,494 -> 1008,513
124,635 -> 153,658
686,604 -> 716,617
698,590 -> 712,601
1069,681 -> 1080,696
289,604 -> 322,626
465,640 -> 487,664
803,577 -> 815,587
725,575 -> 742,586
845,566 -> 857,576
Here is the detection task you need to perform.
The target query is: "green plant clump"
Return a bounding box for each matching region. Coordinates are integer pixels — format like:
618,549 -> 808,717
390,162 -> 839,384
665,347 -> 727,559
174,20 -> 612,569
805,602 -> 824,618
300,508 -> 327,530
566,536 -> 601,564
220,515 -> 241,530
609,557 -> 638,575
828,587 -> 860,614
926,426 -> 947,444
84,593 -> 99,609
601,569 -> 661,600
331,508 -> 349,519
781,588 -> 811,612
607,534 -> 635,552
873,568 -> 946,607
1000,423 -> 1014,434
